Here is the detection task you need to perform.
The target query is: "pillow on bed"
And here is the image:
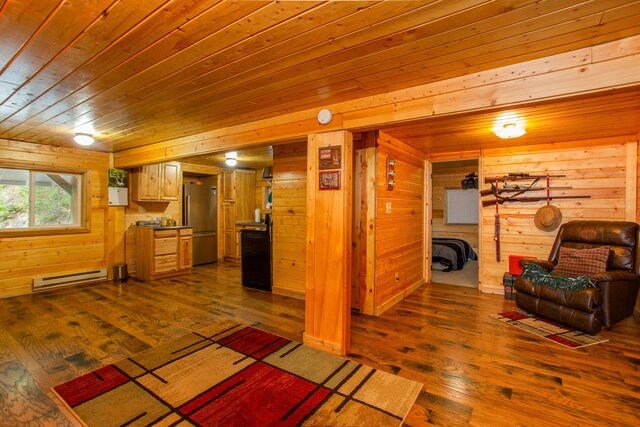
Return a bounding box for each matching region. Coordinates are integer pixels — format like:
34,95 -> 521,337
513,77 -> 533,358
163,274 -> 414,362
551,246 -> 610,278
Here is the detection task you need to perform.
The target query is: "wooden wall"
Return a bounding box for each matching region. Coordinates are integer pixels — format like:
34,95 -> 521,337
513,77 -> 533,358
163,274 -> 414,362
432,160 -> 479,249
637,141 -> 640,316
0,139 -> 110,297
374,132 -> 425,313
480,141 -> 629,294
271,142 -> 307,298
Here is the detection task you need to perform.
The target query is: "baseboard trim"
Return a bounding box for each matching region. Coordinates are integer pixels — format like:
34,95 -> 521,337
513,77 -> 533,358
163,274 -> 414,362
272,286 -> 305,300
303,332 -> 345,355
375,279 -> 425,316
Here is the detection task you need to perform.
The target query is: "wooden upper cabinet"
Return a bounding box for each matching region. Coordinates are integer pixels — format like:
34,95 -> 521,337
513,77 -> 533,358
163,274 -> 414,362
222,169 -> 256,259
223,170 -> 236,201
161,162 -> 180,201
234,170 -> 256,221
131,162 -> 181,202
135,163 -> 161,200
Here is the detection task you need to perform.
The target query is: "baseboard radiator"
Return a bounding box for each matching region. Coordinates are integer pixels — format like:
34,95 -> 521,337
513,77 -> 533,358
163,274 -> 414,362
32,268 -> 108,291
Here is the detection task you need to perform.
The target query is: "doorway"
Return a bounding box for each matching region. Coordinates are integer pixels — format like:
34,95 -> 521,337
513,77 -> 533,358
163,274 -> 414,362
430,159 -> 479,288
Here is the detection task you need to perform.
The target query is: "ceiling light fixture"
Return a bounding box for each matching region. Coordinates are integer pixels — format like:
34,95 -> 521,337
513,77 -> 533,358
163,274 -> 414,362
492,112 -> 526,139
225,151 -> 238,167
493,122 -> 526,139
74,133 -> 95,146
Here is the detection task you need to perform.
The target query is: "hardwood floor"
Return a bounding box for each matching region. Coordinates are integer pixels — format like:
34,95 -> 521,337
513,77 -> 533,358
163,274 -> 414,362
0,261 -> 638,426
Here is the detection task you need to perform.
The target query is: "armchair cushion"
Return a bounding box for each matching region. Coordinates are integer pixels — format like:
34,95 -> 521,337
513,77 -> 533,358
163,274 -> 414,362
521,263 -> 594,291
551,246 -> 611,278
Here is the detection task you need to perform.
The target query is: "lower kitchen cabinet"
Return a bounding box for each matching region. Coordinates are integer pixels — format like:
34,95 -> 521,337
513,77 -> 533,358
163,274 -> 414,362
179,232 -> 193,270
136,227 -> 193,281
223,231 -> 237,259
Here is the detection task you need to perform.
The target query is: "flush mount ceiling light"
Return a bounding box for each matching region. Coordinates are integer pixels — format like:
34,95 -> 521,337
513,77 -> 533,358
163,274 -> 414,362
73,132 -> 94,146
492,112 -> 526,139
225,151 -> 238,167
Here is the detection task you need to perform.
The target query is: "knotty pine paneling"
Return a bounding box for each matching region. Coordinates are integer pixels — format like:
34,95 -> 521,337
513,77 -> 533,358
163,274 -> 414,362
480,141 -> 629,294
0,139 -> 110,297
432,159 -> 479,249
271,142 -> 307,298
375,133 -> 425,313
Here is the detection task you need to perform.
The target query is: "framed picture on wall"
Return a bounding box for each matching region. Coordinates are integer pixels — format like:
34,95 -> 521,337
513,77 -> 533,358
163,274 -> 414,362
318,145 -> 341,170
319,171 -> 340,190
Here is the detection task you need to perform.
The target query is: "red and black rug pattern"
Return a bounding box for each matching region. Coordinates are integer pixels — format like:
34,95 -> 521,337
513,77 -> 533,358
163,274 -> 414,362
53,320 -> 422,426
491,311 -> 609,349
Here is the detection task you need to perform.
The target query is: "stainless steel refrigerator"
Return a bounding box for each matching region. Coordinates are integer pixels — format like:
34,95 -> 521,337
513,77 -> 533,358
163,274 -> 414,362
183,183 -> 217,265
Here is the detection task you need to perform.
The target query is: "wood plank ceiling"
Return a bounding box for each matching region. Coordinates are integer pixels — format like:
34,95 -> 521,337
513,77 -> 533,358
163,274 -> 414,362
1,0 -> 640,155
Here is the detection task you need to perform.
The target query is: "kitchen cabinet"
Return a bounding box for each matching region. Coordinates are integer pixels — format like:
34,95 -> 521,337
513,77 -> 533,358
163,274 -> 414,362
223,170 -> 235,202
222,169 -> 256,259
131,162 -> 181,202
224,231 -> 237,259
178,231 -> 193,270
136,227 -> 192,280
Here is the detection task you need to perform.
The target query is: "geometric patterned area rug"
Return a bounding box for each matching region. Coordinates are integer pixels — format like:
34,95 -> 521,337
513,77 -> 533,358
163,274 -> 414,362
53,319 -> 422,426
491,311 -> 609,349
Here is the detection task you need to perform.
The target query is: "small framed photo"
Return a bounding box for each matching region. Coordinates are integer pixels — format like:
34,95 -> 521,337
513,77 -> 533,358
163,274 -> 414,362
319,171 -> 340,190
319,145 -> 341,170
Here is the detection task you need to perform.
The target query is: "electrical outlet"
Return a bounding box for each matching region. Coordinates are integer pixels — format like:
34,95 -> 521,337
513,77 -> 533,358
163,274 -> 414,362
386,202 -> 392,213
395,272 -> 400,282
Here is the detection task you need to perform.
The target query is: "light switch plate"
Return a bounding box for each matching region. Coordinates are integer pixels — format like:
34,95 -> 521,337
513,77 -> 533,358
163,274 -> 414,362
386,202 -> 392,213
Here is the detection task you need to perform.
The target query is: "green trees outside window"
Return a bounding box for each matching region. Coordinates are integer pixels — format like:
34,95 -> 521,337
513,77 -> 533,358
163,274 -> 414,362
0,168 -> 82,229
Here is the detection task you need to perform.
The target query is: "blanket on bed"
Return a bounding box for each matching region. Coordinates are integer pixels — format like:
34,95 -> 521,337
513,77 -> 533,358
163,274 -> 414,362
432,238 -> 477,272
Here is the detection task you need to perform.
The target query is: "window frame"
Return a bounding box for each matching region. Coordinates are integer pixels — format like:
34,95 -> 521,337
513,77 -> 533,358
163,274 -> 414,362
0,164 -> 91,237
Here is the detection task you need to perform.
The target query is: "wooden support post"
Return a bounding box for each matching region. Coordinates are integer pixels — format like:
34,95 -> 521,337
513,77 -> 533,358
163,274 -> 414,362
107,154 -> 126,279
304,130 -> 353,355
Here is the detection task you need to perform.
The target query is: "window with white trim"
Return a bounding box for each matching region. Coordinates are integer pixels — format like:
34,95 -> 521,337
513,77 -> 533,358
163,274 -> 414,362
0,167 -> 84,230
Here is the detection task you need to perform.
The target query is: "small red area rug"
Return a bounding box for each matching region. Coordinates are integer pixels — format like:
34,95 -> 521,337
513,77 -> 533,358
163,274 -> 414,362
53,320 -> 422,426
491,311 -> 609,349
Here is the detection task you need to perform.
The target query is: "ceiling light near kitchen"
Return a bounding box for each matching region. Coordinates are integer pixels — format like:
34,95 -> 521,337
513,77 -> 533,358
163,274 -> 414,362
225,151 -> 238,166
74,133 -> 95,146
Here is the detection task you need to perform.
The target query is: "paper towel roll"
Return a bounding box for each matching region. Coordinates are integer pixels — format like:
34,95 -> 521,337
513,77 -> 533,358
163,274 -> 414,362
255,208 -> 261,223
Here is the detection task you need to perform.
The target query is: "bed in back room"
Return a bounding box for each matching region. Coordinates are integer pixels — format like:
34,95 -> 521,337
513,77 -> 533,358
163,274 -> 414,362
432,238 -> 477,272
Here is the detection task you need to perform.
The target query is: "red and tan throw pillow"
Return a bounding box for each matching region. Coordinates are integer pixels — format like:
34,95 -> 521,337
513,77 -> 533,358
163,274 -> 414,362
551,246 -> 611,278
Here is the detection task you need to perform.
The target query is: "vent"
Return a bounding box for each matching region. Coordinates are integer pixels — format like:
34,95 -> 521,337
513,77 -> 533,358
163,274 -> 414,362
33,268 -> 108,291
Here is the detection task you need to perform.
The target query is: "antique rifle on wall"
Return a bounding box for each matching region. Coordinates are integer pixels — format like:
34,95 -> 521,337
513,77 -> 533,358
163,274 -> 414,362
481,195 -> 591,207
494,202 -> 500,262
483,173 -> 566,183
481,173 -> 590,206
480,186 -> 572,197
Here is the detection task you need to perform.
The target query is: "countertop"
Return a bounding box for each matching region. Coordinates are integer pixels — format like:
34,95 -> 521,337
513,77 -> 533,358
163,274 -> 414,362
137,225 -> 193,230
236,221 -> 268,228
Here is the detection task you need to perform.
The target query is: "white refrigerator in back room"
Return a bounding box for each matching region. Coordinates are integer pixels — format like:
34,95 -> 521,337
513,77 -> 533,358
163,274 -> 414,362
183,183 -> 218,265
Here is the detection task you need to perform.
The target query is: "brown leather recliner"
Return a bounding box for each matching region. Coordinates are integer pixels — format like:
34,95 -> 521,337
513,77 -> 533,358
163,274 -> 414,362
514,220 -> 640,335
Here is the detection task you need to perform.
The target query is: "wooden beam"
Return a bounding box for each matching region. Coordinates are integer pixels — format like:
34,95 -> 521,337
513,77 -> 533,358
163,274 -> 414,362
45,173 -> 72,194
113,34 -> 640,169
304,130 -> 353,355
